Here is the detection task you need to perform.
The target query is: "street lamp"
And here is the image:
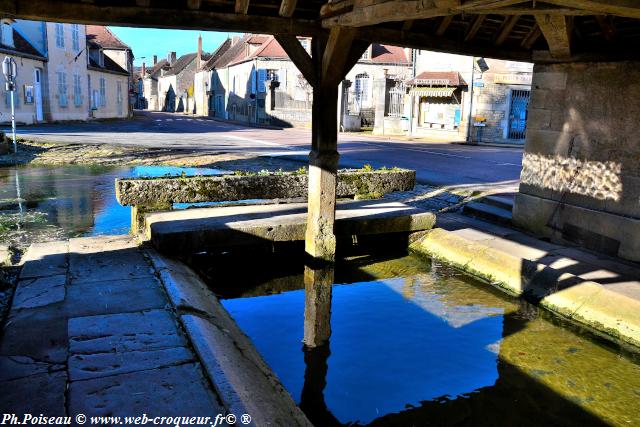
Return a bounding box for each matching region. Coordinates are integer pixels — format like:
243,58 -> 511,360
2,56 -> 18,152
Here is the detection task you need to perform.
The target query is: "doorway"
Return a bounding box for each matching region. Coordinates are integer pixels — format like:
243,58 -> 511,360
34,68 -> 43,122
508,89 -> 530,139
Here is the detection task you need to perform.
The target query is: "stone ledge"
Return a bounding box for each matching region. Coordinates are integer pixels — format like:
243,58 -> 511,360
116,169 -> 416,207
409,228 -> 640,349
146,249 -> 312,427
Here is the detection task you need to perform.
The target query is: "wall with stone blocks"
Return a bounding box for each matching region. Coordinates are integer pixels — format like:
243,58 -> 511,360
513,61 -> 640,261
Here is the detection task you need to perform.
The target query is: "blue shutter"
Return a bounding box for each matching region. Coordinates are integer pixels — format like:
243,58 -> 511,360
258,69 -> 267,93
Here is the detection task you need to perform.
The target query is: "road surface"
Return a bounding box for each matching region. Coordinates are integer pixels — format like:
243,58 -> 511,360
8,111 -> 523,192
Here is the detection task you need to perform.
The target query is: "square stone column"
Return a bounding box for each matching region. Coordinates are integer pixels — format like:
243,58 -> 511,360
513,61 -> 640,261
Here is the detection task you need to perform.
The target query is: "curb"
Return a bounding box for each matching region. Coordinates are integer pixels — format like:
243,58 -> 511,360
409,228 -> 640,349
145,248 -> 312,427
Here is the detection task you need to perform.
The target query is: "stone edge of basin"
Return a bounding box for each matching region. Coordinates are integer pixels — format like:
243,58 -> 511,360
409,228 -> 640,350
143,247 -> 313,427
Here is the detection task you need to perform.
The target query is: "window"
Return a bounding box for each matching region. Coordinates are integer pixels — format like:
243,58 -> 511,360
99,77 -> 106,107
1,21 -> 14,48
55,23 -> 64,48
71,24 -> 80,51
117,81 -> 123,104
298,38 -> 310,53
355,73 -> 370,103
73,73 -> 82,106
361,47 -> 370,60
57,72 -> 68,107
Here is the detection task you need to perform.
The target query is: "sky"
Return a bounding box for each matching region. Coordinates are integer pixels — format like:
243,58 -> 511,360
109,27 -> 240,67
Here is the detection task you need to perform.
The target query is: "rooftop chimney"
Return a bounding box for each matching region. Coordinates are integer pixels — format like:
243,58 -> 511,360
141,62 -> 146,77
197,34 -> 202,70
168,51 -> 177,65
153,55 -> 157,65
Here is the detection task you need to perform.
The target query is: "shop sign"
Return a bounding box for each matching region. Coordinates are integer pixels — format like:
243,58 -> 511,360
493,73 -> 532,85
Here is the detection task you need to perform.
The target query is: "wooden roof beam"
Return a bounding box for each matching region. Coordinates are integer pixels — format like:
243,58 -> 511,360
520,23 -> 542,48
464,14 -> 486,41
536,14 -> 571,58
435,15 -> 454,36
279,0 -> 298,17
321,26 -> 356,89
495,14 -> 519,45
542,0 -> 640,19
187,0 -> 202,10
322,0 -> 530,28
235,0 -> 250,14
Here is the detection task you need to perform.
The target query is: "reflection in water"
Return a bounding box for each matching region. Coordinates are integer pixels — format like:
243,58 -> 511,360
221,255 -> 640,426
0,164 -> 224,246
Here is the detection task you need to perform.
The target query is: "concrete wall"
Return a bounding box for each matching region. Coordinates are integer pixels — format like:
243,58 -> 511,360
193,69 -> 211,116
513,61 -> 640,261
0,54 -> 46,125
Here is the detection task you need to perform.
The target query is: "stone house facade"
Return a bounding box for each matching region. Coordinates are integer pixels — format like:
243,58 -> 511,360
197,34 -> 411,128
0,19 -> 131,125
399,50 -> 532,145
157,51 -> 200,113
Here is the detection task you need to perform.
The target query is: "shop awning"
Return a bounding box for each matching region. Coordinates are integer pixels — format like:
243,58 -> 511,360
409,87 -> 457,97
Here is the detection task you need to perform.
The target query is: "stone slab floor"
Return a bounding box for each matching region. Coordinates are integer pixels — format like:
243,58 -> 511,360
0,236 -> 223,420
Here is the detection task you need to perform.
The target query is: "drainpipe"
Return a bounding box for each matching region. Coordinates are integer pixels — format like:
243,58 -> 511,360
466,57 -> 476,145
408,49 -> 416,136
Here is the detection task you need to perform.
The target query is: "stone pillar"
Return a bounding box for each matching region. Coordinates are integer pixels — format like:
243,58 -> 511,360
306,85 -> 340,262
372,78 -> 387,135
303,264 -> 334,348
513,61 -> 640,261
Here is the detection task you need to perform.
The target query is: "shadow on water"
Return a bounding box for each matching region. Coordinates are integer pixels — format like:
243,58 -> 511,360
190,240 -> 640,427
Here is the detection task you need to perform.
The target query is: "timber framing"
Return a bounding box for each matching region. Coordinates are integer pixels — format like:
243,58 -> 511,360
1,0 -> 640,63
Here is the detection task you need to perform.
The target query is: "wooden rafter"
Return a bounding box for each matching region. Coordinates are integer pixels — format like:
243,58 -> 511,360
187,0 -> 201,10
465,14 -> 486,41
520,23 -> 542,48
235,0 -> 250,14
435,15 -> 454,36
279,0 -> 297,17
495,14 -> 519,45
536,14 -> 571,58
542,0 -> 640,19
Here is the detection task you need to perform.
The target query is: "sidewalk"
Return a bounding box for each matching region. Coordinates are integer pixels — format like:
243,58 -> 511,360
0,235 -> 309,425
411,213 -> 640,348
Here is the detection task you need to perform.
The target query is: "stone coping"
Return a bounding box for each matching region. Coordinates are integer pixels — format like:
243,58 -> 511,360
145,248 -> 313,427
116,169 -> 416,207
410,228 -> 640,349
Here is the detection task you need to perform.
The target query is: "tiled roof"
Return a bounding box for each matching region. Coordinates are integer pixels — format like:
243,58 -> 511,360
370,44 -> 409,64
146,59 -> 170,77
210,34 -> 252,69
164,52 -> 197,76
408,71 -> 467,86
89,54 -> 128,75
86,25 -> 130,50
0,29 -> 45,59
201,38 -> 232,71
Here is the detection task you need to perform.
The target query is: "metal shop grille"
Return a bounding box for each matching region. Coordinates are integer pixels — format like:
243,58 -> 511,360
508,89 -> 530,140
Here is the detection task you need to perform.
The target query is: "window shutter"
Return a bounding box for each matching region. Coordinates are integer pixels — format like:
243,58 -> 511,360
258,69 -> 267,93
250,69 -> 257,94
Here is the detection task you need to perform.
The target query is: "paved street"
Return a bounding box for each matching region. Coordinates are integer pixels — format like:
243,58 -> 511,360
9,111 -> 523,191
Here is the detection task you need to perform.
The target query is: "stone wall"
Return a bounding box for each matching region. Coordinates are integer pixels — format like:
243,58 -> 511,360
513,61 -> 640,261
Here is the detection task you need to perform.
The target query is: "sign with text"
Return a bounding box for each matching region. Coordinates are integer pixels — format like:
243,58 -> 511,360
493,73 -> 532,85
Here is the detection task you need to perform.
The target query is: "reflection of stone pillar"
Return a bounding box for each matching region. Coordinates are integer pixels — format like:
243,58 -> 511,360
303,264 -> 334,348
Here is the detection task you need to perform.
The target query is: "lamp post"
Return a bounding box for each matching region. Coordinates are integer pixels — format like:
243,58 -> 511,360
2,56 -> 18,152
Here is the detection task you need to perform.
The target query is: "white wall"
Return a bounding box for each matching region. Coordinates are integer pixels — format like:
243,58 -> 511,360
0,54 -> 46,125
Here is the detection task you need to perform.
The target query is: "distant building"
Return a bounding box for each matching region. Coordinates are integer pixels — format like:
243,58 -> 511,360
194,34 -> 411,128
0,19 -> 132,125
139,55 -> 170,111
398,51 -> 533,145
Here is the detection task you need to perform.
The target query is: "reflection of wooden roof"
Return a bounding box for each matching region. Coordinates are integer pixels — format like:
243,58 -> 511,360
5,1 -> 640,63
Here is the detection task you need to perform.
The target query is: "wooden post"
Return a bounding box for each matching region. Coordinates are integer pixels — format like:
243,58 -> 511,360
277,28 -> 366,262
